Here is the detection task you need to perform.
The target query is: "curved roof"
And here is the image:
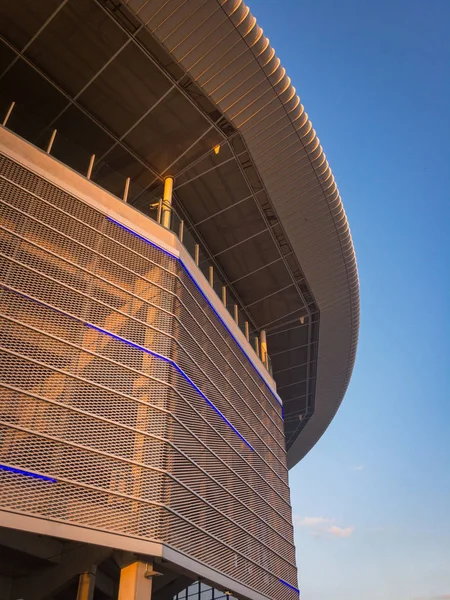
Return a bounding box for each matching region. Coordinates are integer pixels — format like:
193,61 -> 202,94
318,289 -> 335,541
125,0 -> 360,467
0,0 -> 359,468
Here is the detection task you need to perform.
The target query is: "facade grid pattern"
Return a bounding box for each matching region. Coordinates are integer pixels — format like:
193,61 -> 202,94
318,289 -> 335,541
0,153 -> 298,600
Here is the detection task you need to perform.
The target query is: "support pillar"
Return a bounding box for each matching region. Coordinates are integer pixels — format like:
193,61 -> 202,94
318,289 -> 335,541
76,569 -> 96,600
118,562 -> 152,600
260,329 -> 268,368
161,177 -> 173,229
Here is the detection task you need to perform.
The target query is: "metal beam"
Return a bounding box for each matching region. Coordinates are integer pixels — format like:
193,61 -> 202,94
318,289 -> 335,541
266,319 -> 312,337
277,377 -> 313,392
174,142 -> 234,181
0,38 -> 161,182
258,307 -> 305,330
161,125 -> 215,178
0,527 -> 64,563
243,283 -> 294,309
212,227 -> 268,258
194,194 -> 252,226
11,544 -> 112,600
230,256 -> 283,284
94,0 -> 229,142
173,199 -> 259,332
174,153 -> 234,189
273,359 -> 310,376
282,393 -> 308,405
95,82 -> 177,165
0,0 -> 69,80
42,37 -> 135,135
270,341 -> 315,357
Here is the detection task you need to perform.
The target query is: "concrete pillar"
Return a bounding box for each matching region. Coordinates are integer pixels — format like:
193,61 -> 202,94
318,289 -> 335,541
76,569 -> 96,600
255,335 -> 260,358
260,329 -> 268,368
118,562 -> 152,600
161,177 -> 173,229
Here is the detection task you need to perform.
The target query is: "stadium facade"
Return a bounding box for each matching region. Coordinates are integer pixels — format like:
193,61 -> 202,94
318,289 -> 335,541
0,2 -> 359,600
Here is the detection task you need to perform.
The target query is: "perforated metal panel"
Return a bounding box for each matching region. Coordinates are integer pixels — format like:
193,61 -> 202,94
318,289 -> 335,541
0,152 -> 297,600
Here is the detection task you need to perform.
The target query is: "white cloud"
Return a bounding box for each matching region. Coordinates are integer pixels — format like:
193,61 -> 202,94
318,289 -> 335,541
351,465 -> 364,471
293,516 -> 333,527
327,525 -> 355,538
293,515 -> 355,539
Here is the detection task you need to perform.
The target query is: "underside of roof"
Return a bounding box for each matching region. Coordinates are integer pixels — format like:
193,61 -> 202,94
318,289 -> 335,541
0,0 -> 359,467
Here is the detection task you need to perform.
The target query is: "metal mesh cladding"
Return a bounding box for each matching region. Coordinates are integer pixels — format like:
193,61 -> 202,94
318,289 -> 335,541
0,153 -> 298,600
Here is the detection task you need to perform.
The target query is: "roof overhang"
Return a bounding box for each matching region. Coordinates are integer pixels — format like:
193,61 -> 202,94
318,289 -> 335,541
0,0 -> 359,468
123,0 -> 360,467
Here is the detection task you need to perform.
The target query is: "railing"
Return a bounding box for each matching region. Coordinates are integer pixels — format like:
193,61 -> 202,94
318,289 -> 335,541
0,97 -> 272,376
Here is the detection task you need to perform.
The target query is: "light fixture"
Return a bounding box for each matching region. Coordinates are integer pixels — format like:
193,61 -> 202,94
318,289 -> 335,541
144,563 -> 163,578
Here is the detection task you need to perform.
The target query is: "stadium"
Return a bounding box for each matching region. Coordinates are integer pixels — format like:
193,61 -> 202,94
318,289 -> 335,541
0,1 -> 359,600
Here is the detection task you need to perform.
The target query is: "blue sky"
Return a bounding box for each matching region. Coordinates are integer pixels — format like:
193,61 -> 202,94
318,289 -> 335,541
249,1 -> 450,599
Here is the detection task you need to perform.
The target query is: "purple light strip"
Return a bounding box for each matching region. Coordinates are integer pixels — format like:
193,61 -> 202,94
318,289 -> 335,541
279,579 -> 300,595
1,285 -> 254,452
0,463 -> 56,482
86,323 -> 255,451
106,217 -> 283,410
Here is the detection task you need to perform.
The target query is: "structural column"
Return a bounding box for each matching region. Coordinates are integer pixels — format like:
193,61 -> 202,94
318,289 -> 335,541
76,569 -> 96,600
118,562 -> 152,600
161,177 -> 173,229
260,329 -> 268,369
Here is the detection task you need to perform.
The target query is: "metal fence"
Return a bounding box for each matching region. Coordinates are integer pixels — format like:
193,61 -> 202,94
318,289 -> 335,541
1,97 -> 272,376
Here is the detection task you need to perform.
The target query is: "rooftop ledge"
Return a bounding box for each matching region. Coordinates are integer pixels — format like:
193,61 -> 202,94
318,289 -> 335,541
0,125 -> 279,399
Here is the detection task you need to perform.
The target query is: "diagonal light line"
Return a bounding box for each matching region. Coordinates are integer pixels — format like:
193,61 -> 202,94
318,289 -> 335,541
106,217 -> 283,408
0,463 -> 57,483
84,323 -> 255,451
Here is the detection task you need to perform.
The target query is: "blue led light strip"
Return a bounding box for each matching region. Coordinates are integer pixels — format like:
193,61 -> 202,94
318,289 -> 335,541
279,579 -> 300,595
1,285 -> 254,452
106,217 -> 283,409
86,323 -> 255,452
0,463 -> 56,482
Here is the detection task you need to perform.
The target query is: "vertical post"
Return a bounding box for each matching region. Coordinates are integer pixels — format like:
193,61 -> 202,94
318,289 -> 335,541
2,101 -> 15,127
157,199 -> 162,224
161,176 -> 173,229
255,336 -> 260,358
76,569 -> 96,600
233,304 -> 239,324
221,286 -> 227,306
118,562 -> 152,600
86,154 -> 95,179
178,219 -> 184,243
123,177 -> 131,203
46,129 -> 57,154
194,244 -> 200,266
245,321 -> 250,342
260,329 -> 268,368
208,266 -> 214,287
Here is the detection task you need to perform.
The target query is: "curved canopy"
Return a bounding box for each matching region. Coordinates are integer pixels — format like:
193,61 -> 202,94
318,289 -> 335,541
124,0 -> 360,466
0,0 -> 359,468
